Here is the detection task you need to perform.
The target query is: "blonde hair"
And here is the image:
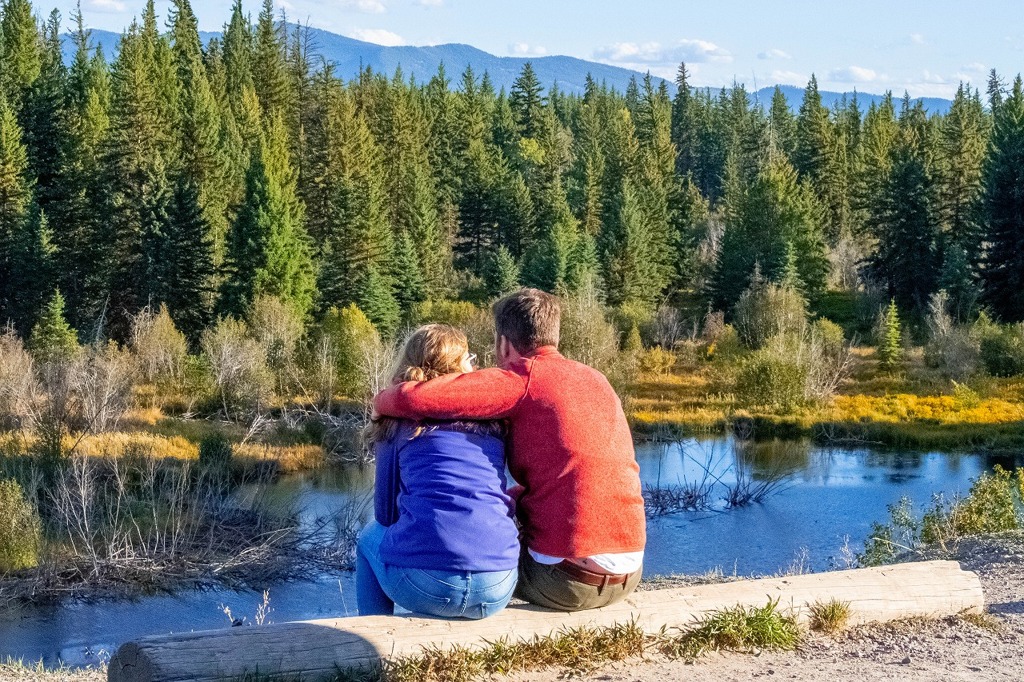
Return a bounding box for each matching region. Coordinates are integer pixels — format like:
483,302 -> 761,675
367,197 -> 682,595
366,324 -> 469,444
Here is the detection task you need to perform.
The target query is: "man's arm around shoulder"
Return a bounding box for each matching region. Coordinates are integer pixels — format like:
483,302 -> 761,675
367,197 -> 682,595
373,366 -> 528,421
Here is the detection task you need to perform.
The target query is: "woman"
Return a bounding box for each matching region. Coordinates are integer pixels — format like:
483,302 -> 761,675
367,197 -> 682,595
356,324 -> 519,618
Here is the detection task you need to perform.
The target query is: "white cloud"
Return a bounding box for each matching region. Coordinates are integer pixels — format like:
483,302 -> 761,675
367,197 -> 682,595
758,48 -> 791,60
339,0 -> 387,14
594,38 -> 731,66
910,33 -> 926,45
87,0 -> 127,11
510,42 -> 548,57
416,0 -> 444,5
770,70 -> 807,85
961,62 -> 987,73
347,28 -> 405,45
827,66 -> 884,83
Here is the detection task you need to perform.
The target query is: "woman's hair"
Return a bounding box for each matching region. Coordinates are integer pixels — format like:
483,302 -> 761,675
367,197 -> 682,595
365,324 -> 469,444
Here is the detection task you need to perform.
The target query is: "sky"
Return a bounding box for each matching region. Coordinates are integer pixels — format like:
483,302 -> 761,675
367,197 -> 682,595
51,0 -> 1024,98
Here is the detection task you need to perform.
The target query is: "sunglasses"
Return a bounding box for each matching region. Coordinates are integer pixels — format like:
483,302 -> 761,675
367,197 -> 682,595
467,352 -> 478,368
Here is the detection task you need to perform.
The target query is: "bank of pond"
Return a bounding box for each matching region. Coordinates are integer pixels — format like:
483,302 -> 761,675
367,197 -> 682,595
2,436 -> 1021,668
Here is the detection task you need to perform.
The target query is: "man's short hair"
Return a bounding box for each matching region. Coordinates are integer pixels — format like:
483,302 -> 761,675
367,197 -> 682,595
493,288 -> 561,354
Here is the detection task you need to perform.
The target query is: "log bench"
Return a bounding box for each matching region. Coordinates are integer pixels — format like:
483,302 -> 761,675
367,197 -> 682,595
108,560 -> 983,682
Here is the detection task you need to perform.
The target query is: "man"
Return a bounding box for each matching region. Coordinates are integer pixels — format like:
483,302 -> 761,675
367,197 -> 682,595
373,288 -> 646,611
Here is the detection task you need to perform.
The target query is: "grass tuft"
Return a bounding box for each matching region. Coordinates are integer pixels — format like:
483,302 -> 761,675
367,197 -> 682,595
809,598 -> 852,635
659,598 -> 801,660
959,611 -> 1004,633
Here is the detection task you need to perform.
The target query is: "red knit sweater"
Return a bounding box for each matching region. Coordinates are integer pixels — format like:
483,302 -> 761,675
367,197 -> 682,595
373,346 -> 646,558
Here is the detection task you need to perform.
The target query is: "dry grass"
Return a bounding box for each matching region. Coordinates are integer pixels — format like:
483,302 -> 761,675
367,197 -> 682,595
0,659 -> 104,682
232,443 -> 325,473
809,598 -> 852,635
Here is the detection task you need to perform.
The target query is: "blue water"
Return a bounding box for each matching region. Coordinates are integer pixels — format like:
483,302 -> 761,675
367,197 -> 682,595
1,439 -> 1019,667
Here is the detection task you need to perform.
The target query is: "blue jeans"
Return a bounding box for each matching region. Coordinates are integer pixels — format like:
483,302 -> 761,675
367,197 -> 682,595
356,521 -> 517,618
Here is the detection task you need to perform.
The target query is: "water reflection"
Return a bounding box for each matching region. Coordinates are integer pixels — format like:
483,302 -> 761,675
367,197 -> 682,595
3,439 -> 1022,667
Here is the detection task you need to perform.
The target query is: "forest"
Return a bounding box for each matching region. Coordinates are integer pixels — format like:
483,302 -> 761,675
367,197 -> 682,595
0,0 -> 1020,350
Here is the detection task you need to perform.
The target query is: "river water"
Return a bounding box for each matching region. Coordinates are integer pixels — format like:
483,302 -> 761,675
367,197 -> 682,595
1,438 -> 1019,667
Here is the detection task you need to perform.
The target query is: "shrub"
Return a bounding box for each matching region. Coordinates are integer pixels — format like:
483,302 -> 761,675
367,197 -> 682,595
129,305 -> 189,401
978,322 -> 1024,377
649,305 -> 687,349
199,434 -> 234,475
733,280 -> 808,350
411,300 -> 495,366
0,329 -> 36,429
76,341 -> 137,433
247,296 -> 305,396
924,292 -> 980,380
639,347 -> 677,375
735,348 -> 807,413
201,317 -> 273,419
0,478 -> 41,573
316,304 -> 389,403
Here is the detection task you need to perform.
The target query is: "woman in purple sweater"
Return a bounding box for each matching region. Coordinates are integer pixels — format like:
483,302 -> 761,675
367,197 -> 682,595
356,324 -> 519,618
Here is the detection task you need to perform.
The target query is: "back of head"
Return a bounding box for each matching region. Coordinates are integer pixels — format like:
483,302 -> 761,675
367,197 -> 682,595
366,324 -> 468,444
492,288 -> 561,355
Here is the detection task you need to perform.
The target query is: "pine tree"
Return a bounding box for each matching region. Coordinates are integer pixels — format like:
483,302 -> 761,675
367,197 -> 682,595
877,299 -> 903,370
50,14 -> 110,329
793,75 -> 849,242
393,229 -> 426,311
164,175 -> 215,341
483,245 -> 520,298
0,0 -> 41,112
769,85 -> 796,159
253,0 -> 290,122
510,62 -> 544,138
982,76 -> 1024,321
29,290 -> 78,361
868,100 -> 942,311
354,264 -> 400,338
0,96 -> 34,326
222,113 -> 315,320
711,155 -> 828,310
8,203 -> 53,334
22,10 -> 66,215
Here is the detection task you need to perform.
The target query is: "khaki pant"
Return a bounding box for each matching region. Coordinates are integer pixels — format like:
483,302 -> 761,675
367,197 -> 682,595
513,549 -> 642,611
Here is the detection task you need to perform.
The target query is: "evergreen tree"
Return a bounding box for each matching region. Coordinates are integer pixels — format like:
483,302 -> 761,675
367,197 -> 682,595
982,76 -> 1024,321
868,100 -> 942,311
22,10 -> 66,215
353,264 -> 400,338
712,154 -> 829,310
222,113 -> 315,320
0,96 -> 34,326
164,175 -> 215,340
29,290 -> 78,360
877,299 -> 903,370
483,245 -> 520,297
253,0 -> 290,122
793,75 -> 849,242
8,203 -> 52,334
0,0 -> 41,112
769,85 -> 796,159
393,229 -> 427,311
510,62 -> 544,138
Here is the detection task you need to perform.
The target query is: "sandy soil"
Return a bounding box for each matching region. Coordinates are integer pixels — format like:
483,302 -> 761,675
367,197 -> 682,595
513,532 -> 1024,682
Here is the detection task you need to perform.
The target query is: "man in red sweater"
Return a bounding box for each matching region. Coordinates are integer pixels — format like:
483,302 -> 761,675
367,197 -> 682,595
373,288 -> 646,611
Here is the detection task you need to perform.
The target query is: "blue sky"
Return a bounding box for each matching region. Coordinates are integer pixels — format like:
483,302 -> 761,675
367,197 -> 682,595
57,0 -> 1024,98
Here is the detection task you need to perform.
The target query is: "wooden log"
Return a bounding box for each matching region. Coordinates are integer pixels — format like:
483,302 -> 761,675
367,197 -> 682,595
108,560 -> 983,682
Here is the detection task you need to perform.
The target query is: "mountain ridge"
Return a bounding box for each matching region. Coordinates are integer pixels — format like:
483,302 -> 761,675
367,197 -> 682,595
61,25 -> 953,113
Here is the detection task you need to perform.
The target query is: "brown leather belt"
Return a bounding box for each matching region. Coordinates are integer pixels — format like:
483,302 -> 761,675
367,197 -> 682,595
553,560 -> 633,591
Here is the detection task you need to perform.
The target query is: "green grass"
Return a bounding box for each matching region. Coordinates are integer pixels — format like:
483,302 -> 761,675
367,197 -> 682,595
659,598 -> 801,660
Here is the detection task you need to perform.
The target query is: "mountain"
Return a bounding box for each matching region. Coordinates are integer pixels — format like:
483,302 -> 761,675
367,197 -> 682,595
755,85 -> 951,116
61,26 -> 952,113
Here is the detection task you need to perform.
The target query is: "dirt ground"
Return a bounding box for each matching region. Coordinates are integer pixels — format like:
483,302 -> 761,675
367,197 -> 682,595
513,532 -> 1024,682
3,533 -> 1021,682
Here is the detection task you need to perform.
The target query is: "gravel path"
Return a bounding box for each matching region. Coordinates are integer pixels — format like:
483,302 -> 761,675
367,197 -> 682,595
513,532 -> 1024,682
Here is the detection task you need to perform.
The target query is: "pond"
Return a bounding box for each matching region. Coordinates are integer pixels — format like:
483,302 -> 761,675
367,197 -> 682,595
2,438 -> 1020,667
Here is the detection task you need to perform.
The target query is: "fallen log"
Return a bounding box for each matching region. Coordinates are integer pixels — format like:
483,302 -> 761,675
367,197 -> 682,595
108,560 -> 983,682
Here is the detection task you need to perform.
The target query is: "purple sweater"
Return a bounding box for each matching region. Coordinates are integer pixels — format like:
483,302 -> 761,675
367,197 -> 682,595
374,421 -> 519,571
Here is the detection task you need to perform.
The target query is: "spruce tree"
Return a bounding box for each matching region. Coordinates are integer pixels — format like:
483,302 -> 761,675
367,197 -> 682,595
0,95 -> 34,326
484,245 -> 520,298
354,264 -> 400,338
253,0 -> 290,122
222,113 -> 315,320
877,299 -> 903,370
393,229 -> 426,312
510,62 -> 544,138
164,175 -> 215,341
982,76 -> 1024,321
8,203 -> 53,334
29,290 -> 78,361
0,0 -> 41,112
22,10 -> 66,215
769,85 -> 797,159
